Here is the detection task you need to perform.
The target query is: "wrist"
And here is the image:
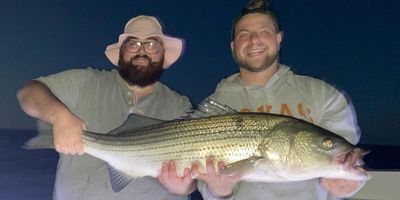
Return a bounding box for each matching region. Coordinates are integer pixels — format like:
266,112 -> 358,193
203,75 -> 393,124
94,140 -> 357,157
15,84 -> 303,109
206,185 -> 236,200
210,192 -> 234,200
183,181 -> 197,195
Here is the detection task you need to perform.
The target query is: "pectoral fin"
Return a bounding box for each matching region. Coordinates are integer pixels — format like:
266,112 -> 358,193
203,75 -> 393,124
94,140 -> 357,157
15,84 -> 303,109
218,156 -> 264,176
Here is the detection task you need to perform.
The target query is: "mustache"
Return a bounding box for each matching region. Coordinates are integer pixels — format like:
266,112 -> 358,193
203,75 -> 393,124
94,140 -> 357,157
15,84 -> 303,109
132,54 -> 151,60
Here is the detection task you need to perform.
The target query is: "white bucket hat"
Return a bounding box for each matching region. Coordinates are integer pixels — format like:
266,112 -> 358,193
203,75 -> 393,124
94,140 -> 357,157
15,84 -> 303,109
105,15 -> 184,68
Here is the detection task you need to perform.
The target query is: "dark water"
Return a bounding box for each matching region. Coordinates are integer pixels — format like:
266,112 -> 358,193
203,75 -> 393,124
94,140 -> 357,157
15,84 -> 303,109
0,129 -> 57,200
1,129 -> 399,200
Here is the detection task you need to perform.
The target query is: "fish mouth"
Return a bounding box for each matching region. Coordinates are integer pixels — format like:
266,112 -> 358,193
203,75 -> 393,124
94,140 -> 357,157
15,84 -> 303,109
335,148 -> 369,174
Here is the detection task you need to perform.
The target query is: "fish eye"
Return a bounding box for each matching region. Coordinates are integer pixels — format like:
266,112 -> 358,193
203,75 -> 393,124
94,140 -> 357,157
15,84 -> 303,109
322,138 -> 333,149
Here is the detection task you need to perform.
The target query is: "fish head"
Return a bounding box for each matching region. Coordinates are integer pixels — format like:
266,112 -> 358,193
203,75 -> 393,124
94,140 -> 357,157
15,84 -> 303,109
257,121 -> 368,181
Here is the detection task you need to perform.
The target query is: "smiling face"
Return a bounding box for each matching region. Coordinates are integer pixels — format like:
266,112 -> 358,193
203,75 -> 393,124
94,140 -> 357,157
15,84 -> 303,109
231,13 -> 283,72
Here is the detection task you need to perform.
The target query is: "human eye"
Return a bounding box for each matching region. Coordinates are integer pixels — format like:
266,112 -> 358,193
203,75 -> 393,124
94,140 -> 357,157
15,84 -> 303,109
259,30 -> 271,36
145,40 -> 160,49
238,32 -> 249,40
126,40 -> 140,48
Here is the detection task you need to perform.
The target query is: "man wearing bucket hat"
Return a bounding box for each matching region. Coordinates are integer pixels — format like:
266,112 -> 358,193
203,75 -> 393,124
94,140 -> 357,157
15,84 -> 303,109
17,15 -> 193,200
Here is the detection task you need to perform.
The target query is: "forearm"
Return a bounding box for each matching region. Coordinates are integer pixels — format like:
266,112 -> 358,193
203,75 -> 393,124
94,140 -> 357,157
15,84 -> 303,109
17,80 -> 69,124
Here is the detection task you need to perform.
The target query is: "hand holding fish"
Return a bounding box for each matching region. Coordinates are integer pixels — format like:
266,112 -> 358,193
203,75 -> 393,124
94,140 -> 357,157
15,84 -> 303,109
71,100 -> 369,193
158,160 -> 196,195
320,148 -> 366,197
53,111 -> 86,155
320,178 -> 363,197
17,80 -> 86,155
193,158 -> 241,198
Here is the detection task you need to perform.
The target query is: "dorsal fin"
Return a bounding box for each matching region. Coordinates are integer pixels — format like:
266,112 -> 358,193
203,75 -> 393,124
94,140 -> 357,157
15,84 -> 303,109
189,98 -> 237,118
108,114 -> 166,135
106,164 -> 134,193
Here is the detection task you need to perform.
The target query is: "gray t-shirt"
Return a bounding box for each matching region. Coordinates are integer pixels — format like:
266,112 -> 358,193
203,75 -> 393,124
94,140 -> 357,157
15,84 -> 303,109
33,67 -> 192,200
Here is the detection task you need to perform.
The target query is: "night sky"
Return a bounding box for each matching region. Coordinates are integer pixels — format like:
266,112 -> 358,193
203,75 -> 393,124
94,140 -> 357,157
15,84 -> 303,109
1,0 -> 399,145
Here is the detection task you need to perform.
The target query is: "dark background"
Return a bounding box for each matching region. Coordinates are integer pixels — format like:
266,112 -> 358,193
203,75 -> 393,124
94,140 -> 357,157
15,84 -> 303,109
0,0 -> 399,199
1,0 -> 399,145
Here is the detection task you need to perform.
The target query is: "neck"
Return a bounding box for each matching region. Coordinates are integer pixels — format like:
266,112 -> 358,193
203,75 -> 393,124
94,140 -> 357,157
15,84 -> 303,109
127,83 -> 156,102
240,62 -> 280,86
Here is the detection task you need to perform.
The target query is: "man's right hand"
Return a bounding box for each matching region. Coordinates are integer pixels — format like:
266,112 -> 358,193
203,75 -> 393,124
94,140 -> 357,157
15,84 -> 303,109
53,111 -> 86,155
17,80 -> 86,156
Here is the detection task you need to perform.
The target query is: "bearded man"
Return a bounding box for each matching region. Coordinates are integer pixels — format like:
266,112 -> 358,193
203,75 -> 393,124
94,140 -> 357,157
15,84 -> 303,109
17,15 -> 193,200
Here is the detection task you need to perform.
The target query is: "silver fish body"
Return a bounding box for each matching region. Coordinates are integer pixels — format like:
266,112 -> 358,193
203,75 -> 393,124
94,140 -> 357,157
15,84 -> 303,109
82,112 -> 367,190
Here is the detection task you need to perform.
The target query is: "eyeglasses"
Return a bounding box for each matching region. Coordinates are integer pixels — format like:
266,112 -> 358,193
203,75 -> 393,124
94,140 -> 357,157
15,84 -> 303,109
123,39 -> 162,54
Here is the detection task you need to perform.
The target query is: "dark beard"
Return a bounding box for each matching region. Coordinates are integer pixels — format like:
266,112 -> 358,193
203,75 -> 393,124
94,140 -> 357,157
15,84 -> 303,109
117,54 -> 164,87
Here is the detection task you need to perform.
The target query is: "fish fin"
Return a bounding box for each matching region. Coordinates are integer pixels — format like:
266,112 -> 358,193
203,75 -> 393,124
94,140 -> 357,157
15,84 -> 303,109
23,122 -> 54,149
108,114 -> 166,135
106,164 -> 134,193
218,156 -> 264,176
188,98 -> 237,118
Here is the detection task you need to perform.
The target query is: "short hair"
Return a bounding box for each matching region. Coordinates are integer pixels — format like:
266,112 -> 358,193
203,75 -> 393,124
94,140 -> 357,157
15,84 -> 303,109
231,0 -> 280,41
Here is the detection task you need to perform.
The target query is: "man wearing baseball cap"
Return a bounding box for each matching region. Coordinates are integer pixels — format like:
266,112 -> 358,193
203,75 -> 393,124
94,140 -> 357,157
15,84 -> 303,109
17,15 -> 193,200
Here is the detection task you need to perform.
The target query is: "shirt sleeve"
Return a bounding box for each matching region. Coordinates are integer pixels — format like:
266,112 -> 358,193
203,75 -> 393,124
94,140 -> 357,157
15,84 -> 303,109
35,68 -> 95,109
319,86 -> 361,144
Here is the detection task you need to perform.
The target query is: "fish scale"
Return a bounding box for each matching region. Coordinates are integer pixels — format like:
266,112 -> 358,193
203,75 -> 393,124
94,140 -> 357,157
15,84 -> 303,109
81,112 -> 368,192
83,114 -> 265,169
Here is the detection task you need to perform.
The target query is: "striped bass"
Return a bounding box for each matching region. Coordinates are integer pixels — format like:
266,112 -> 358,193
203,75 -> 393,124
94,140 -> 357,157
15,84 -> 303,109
81,99 -> 368,192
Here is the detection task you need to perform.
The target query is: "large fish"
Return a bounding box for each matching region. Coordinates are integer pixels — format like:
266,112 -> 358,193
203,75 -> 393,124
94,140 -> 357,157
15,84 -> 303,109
80,99 -> 368,192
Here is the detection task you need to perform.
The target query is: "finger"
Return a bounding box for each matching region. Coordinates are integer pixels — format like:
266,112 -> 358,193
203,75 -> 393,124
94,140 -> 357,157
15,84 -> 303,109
71,140 -> 81,155
183,168 -> 193,183
158,161 -> 168,182
65,143 -> 73,155
217,161 -> 225,170
190,162 -> 199,178
59,142 -> 68,155
163,160 -> 170,178
54,143 -> 61,153
191,162 -> 207,180
168,160 -> 177,176
78,146 -> 85,155
53,136 -> 63,153
168,160 -> 179,180
70,146 -> 77,156
78,139 -> 85,155
206,158 -> 217,176
73,143 -> 81,156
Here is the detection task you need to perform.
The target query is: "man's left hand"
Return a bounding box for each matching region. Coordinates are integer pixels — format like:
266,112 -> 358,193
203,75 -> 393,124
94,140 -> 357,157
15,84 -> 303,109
320,178 -> 363,197
158,160 -> 196,195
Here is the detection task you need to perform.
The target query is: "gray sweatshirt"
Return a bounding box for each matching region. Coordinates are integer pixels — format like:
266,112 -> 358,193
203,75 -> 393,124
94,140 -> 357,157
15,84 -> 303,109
198,64 -> 361,200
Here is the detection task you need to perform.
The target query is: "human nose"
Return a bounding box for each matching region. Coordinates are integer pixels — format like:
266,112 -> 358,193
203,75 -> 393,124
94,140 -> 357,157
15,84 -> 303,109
136,44 -> 147,53
249,32 -> 261,44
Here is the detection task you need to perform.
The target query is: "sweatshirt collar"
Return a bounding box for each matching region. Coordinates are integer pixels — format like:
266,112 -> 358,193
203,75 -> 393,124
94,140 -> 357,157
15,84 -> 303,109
228,64 -> 291,87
